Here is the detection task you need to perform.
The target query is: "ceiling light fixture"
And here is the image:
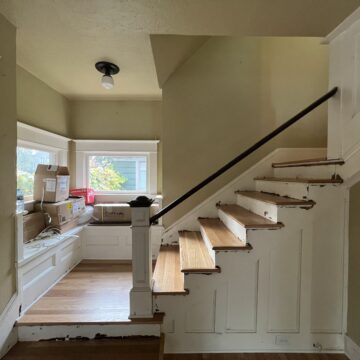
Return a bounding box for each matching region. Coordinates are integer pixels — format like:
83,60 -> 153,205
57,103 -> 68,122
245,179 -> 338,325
95,61 -> 120,90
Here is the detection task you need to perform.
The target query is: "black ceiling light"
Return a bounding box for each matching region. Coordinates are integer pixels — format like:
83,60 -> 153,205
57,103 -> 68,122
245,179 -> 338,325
95,61 -> 120,90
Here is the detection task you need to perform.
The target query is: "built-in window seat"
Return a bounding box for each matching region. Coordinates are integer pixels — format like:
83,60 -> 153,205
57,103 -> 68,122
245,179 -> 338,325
16,213 -> 163,317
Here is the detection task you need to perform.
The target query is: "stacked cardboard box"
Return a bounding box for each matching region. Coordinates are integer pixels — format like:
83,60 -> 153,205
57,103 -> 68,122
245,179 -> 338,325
35,197 -> 86,231
31,164 -> 85,235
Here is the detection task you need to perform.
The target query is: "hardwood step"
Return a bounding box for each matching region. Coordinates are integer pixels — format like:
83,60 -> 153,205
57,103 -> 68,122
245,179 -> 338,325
272,157 -> 344,168
179,231 -> 220,273
254,176 -> 343,184
198,218 -> 251,250
217,204 -> 283,229
152,246 -> 188,295
235,191 -> 315,207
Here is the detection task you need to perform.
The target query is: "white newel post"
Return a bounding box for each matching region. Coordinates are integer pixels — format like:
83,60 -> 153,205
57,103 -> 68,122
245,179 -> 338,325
129,196 -> 154,319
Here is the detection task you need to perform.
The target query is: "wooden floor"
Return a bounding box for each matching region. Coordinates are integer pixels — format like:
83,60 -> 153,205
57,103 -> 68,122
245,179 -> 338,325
4,341 -> 348,360
4,337 -> 161,359
18,262 -> 134,324
164,355 -> 348,360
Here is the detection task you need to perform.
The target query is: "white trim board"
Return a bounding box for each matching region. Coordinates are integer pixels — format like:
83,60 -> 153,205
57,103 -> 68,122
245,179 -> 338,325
73,139 -> 159,152
17,122 -> 70,151
326,6 -> 360,43
0,293 -> 19,358
345,335 -> 360,360
73,139 -> 159,194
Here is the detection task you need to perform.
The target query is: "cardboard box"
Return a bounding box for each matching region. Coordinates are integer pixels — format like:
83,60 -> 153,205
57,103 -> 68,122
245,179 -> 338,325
54,217 -> 80,234
92,203 -> 159,223
33,165 -> 70,202
23,212 -> 46,242
35,197 -> 86,226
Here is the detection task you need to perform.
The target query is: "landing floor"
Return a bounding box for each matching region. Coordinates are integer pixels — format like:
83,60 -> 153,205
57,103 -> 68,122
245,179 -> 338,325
18,262 -> 133,324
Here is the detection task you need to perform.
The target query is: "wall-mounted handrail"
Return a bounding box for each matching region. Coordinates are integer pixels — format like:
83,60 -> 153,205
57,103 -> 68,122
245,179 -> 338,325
150,87 -> 338,224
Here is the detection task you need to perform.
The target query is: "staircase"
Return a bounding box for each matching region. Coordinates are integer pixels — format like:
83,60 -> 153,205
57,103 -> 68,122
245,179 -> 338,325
152,157 -> 346,353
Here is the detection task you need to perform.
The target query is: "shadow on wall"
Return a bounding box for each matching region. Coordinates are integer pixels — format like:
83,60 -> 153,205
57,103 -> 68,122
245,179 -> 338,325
159,36 -> 329,227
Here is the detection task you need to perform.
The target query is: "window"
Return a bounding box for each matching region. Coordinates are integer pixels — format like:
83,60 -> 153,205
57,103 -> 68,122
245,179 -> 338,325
16,146 -> 56,198
74,140 -> 158,195
88,155 -> 148,192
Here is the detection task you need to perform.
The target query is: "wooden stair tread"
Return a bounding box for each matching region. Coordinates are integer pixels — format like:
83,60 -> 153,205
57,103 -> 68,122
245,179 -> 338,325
235,191 -> 315,207
179,231 -> 219,273
198,218 -> 250,250
152,246 -> 188,295
254,176 -> 343,184
272,157 -> 344,168
217,204 -> 283,229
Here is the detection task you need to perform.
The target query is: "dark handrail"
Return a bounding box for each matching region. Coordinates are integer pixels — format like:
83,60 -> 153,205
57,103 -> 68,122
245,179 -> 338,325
150,87 -> 338,224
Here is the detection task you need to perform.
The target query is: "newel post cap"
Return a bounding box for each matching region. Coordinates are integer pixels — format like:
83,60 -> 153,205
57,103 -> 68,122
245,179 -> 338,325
128,196 -> 154,208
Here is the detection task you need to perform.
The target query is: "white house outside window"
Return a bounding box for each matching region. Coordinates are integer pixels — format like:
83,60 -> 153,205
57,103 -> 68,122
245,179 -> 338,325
88,154 -> 148,192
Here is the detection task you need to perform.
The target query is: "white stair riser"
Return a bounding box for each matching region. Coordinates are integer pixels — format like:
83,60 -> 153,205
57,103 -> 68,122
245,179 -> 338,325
236,194 -> 279,222
218,209 -> 247,241
273,165 -> 339,179
236,194 -> 314,223
18,324 -> 161,341
199,226 -> 217,263
255,180 -> 312,199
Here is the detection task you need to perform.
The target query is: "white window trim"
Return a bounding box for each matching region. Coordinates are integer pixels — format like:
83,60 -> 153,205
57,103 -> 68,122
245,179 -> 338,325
17,122 -> 70,202
17,122 -> 70,166
74,140 -> 159,196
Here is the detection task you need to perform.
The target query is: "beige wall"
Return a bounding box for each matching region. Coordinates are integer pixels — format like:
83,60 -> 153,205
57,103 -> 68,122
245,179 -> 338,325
17,66 -> 70,137
70,100 -> 162,192
162,37 -> 328,226
0,14 -> 16,313
348,182 -> 360,346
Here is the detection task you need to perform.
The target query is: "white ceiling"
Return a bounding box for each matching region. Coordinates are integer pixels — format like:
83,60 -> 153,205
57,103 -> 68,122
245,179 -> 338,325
0,0 -> 359,100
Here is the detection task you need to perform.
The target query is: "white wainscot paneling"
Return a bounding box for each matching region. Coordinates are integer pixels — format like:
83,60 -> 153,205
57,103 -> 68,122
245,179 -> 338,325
21,255 -> 57,310
184,287 -> 216,333
225,260 -> 259,333
19,231 -> 84,314
310,187 -> 345,334
82,225 -> 163,260
267,232 -> 302,333
60,238 -> 81,272
82,226 -> 131,260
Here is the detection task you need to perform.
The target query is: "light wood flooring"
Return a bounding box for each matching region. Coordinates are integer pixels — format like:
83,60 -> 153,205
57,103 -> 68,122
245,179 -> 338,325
18,262 -> 134,324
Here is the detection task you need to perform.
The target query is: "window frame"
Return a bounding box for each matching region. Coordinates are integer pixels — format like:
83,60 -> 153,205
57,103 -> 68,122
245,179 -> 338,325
17,122 -> 70,202
85,151 -> 151,194
74,140 -> 159,198
17,142 -> 59,201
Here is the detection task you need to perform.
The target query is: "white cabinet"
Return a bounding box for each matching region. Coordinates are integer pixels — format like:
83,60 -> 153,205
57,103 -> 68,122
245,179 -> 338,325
18,228 -> 83,312
82,225 -> 163,260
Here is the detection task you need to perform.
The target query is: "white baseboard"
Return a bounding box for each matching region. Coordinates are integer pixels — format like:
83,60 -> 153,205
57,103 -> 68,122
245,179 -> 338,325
0,293 -> 20,358
345,336 -> 360,360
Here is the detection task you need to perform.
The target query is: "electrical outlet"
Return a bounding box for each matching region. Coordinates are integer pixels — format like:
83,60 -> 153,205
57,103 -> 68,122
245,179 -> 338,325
275,335 -> 290,345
